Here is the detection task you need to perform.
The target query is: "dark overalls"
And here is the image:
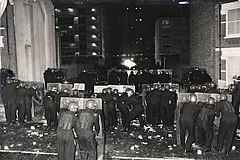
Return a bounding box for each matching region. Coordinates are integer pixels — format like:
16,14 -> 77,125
76,109 -> 100,160
180,102 -> 200,151
216,100 -> 237,153
57,110 -> 77,160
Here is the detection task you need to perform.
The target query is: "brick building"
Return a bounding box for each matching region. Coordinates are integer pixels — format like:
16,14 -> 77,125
190,0 -> 240,87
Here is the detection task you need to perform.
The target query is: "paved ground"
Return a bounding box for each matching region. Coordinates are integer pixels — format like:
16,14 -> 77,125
1,121 -> 240,160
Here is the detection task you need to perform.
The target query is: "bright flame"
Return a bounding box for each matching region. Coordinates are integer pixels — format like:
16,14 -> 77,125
122,59 -> 136,69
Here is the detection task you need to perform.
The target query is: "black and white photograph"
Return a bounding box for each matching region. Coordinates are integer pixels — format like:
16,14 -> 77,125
1,0 -> 240,159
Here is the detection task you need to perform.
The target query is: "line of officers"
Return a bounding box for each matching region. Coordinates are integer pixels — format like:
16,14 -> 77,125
180,93 -> 237,156
43,84 -> 178,133
1,79 -> 41,124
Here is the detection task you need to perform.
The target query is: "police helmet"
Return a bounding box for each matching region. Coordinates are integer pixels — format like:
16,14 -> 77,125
165,84 -> 170,90
197,84 -> 203,91
106,87 -> 112,94
190,85 -> 196,91
68,102 -> 78,112
51,87 -> 58,92
19,82 -> 25,87
113,89 -> 118,94
72,89 -> 79,96
102,88 -> 107,94
208,97 -> 215,104
126,88 -> 134,97
31,84 -> 38,90
229,84 -> 236,91
209,82 -> 216,89
85,100 -> 96,109
189,94 -> 197,103
63,88 -> 70,93
220,93 -> 227,100
154,85 -> 159,90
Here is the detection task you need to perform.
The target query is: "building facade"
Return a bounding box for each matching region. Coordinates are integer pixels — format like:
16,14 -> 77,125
190,0 -> 240,87
155,17 -> 190,80
0,0 -> 56,82
218,1 -> 240,86
54,4 -> 105,78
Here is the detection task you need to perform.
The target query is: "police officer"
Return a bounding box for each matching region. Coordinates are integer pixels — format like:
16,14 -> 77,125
205,82 -> 218,93
24,84 -> 40,122
125,88 -> 145,131
168,89 -> 178,128
44,91 -> 58,128
146,85 -> 162,126
5,79 -> 19,123
215,93 -> 237,155
101,88 -> 111,131
76,100 -> 100,160
71,89 -> 79,98
197,97 -> 215,152
117,90 -> 129,131
15,82 -> 28,123
57,102 -> 78,160
107,87 -> 117,128
231,82 -> 240,126
161,85 -> 172,128
1,79 -> 12,123
112,89 -> 120,126
180,94 -> 200,152
57,88 -> 70,112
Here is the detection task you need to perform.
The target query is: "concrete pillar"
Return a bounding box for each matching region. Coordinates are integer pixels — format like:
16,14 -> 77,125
13,0 -> 56,82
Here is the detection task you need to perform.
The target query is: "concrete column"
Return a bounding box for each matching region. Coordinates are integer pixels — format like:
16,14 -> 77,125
13,0 -> 56,82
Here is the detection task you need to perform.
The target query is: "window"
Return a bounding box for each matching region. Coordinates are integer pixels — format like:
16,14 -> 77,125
226,8 -> 240,38
220,59 -> 226,81
162,20 -> 170,25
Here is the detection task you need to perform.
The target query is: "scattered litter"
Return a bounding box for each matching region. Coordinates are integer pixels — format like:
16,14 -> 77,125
130,133 -> 134,136
232,146 -> 236,150
169,147 -> 173,151
173,144 -> 177,147
132,121 -> 140,126
148,128 -> 156,132
4,146 -> 9,150
30,126 -> 35,130
39,134 -> 43,138
168,134 -> 173,138
148,136 -> 152,139
130,146 -> 135,150
111,132 -> 114,134
141,142 -> 148,145
197,150 -> 202,155
10,144 -> 14,148
161,137 -> 164,140
192,143 -> 201,149
156,135 -> 161,138
32,142 -> 37,145
134,145 -> 139,148
16,143 -> 22,147
138,135 -> 143,140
